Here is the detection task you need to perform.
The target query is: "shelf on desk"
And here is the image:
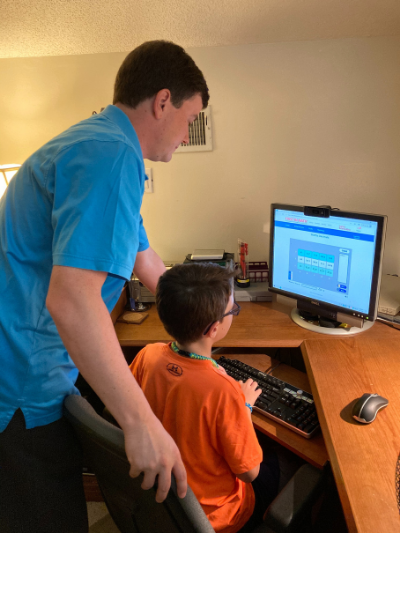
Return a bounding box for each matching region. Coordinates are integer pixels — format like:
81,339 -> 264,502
213,350 -> 329,469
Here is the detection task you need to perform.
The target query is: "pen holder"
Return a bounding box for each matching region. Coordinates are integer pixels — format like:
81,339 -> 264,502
235,262 -> 250,288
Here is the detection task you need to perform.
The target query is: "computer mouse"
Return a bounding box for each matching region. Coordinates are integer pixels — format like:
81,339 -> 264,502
352,393 -> 389,424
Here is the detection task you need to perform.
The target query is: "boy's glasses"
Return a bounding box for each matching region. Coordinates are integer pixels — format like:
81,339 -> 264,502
203,302 -> 241,335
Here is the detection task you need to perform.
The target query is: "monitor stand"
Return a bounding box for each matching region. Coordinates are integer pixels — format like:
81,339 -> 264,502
291,308 -> 375,336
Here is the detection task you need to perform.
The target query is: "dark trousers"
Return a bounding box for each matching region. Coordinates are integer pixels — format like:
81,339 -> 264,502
238,451 -> 280,532
238,432 -> 306,532
0,409 -> 88,533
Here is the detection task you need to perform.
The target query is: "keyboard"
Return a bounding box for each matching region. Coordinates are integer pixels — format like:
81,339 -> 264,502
216,356 -> 320,439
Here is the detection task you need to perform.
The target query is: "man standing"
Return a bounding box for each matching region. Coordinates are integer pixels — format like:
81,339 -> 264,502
0,40 -> 209,532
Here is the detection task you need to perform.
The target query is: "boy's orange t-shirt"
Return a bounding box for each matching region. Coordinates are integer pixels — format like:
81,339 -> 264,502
130,343 -> 263,533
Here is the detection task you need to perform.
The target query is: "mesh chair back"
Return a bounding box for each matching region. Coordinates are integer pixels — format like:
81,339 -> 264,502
64,394 -> 214,533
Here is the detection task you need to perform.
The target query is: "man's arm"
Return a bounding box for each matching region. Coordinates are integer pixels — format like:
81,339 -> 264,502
133,247 -> 166,294
46,265 -> 187,502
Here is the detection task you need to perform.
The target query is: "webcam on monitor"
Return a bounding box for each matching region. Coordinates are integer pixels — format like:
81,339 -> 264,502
304,205 -> 331,218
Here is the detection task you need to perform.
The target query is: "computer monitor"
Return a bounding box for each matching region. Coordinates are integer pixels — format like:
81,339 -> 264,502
269,204 -> 387,335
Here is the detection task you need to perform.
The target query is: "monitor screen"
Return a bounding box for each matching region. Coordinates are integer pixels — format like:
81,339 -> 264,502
269,204 -> 386,322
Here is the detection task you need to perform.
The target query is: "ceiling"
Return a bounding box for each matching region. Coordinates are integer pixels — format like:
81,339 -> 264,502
2,0 -> 400,59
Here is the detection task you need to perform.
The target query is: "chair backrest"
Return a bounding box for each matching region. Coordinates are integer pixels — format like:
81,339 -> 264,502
64,394 -> 215,533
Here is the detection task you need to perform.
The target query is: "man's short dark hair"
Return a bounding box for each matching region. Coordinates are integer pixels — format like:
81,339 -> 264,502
156,263 -> 235,345
113,40 -> 209,109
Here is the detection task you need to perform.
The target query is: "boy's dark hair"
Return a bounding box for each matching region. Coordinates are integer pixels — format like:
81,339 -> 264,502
113,40 -> 209,109
156,263 -> 235,345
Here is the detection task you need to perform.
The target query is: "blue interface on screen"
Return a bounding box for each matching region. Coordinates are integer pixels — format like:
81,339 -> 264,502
272,209 -> 378,315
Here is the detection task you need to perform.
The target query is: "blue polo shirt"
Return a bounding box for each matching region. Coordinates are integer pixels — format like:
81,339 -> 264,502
0,105 -> 149,431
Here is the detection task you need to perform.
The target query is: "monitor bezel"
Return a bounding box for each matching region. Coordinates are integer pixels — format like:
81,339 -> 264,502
268,203 -> 387,322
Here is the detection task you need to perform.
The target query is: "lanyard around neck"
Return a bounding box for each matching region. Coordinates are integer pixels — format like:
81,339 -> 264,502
170,342 -> 219,369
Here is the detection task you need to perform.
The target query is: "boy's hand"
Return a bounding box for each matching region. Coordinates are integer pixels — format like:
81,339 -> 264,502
239,378 -> 262,406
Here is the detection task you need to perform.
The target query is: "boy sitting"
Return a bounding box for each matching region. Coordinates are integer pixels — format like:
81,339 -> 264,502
129,262 -> 279,533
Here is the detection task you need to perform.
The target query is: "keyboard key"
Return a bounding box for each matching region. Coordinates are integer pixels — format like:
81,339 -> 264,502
256,402 -> 268,411
304,423 -> 316,434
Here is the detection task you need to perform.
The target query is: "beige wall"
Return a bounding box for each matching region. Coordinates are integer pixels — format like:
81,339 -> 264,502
1,37 -> 400,272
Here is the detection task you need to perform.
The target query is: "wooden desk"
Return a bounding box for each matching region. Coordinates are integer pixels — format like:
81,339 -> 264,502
115,300 -> 400,531
116,300 -> 393,347
303,336 -> 400,533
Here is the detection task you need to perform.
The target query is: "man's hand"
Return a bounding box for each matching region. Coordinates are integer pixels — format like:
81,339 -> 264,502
124,412 -> 187,502
239,378 -> 261,407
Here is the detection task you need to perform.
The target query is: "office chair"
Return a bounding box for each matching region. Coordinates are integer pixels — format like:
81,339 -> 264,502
64,395 -> 326,533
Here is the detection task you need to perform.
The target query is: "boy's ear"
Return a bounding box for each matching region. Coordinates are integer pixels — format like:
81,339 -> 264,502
206,321 -> 221,340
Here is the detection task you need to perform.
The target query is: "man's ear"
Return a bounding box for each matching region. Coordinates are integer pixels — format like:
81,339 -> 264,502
153,89 -> 172,119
